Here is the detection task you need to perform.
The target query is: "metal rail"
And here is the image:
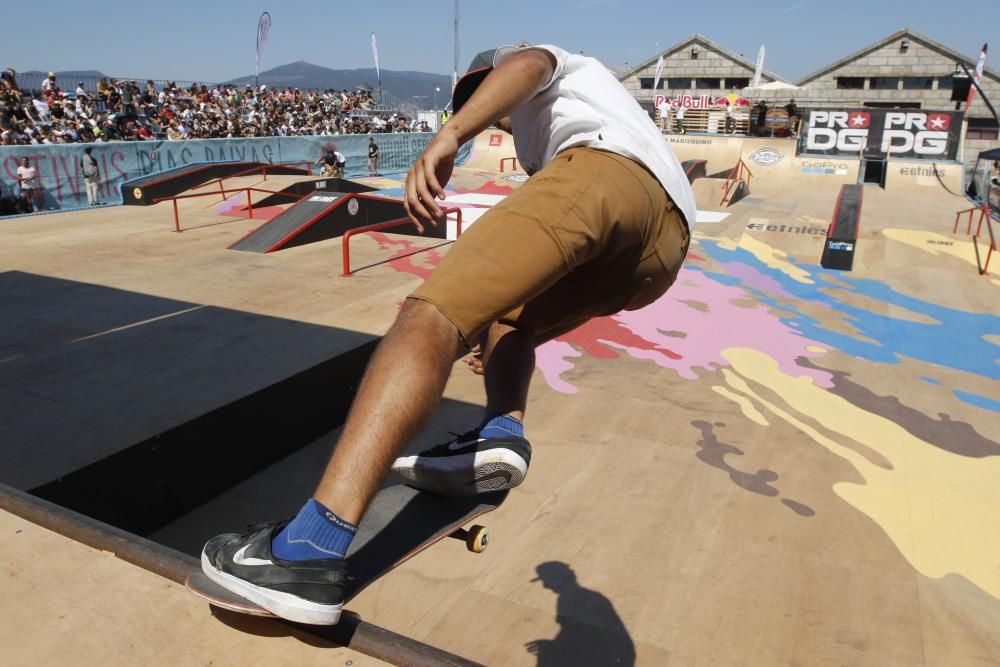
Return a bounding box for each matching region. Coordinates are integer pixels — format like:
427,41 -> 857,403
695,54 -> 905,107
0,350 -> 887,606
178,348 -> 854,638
154,186 -> 305,232
342,207 -> 463,276
0,482 -> 481,667
721,158 -> 753,206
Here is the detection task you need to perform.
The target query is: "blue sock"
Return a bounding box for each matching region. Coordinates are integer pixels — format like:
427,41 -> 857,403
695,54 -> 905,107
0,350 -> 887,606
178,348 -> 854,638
271,499 -> 357,561
478,414 -> 524,439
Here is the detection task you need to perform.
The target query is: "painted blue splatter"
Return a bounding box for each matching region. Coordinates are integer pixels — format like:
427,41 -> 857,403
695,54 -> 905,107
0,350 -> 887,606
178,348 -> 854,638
694,240 -> 1000,382
953,389 -> 1000,413
920,376 -> 943,385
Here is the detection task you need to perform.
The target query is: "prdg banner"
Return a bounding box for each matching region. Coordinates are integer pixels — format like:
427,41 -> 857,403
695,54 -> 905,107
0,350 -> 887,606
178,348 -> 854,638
798,109 -> 963,161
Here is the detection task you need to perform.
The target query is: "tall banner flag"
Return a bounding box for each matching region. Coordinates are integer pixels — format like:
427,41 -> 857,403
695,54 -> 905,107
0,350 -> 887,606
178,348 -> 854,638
965,43 -> 988,111
256,12 -> 271,88
752,45 -> 765,88
371,32 -> 381,101
652,55 -> 665,103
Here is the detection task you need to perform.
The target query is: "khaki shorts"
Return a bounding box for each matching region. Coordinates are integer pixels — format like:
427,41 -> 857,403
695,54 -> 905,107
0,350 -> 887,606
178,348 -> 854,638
410,147 -> 690,346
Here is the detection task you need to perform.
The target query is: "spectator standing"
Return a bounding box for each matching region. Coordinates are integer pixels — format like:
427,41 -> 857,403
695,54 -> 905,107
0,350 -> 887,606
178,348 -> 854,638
367,137 -> 379,176
81,147 -> 101,206
16,157 -> 41,211
785,98 -> 799,137
675,104 -> 686,134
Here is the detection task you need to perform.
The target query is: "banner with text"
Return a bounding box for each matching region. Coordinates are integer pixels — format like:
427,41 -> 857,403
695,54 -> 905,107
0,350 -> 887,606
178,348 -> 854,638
797,109 -> 963,161
0,133 -> 437,213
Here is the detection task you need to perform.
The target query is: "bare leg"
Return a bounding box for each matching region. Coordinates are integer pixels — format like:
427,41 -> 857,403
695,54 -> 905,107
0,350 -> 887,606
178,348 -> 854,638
478,322 -> 535,422
313,299 -> 463,523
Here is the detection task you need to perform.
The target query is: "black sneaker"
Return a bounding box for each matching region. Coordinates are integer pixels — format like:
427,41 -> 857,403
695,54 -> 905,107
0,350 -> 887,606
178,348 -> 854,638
391,429 -> 531,496
201,521 -> 347,625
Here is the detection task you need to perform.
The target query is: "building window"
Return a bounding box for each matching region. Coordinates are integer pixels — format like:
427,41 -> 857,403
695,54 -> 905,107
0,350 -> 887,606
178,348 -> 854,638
837,77 -> 865,90
967,119 -> 999,141
667,78 -> 692,90
726,77 -> 750,90
639,78 -> 663,90
696,78 -> 721,89
937,75 -> 953,90
902,77 -> 934,90
870,77 -> 900,90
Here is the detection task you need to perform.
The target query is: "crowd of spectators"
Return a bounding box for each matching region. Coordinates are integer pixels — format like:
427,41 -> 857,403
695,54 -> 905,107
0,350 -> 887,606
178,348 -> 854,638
1,68 -> 432,146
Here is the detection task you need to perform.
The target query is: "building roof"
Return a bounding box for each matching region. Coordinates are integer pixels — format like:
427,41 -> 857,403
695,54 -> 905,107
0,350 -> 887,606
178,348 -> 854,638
618,34 -> 786,84
796,28 -> 999,85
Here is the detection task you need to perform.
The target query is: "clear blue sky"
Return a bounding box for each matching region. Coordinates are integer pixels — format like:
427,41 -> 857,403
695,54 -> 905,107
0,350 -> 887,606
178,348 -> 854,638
3,0 -> 995,83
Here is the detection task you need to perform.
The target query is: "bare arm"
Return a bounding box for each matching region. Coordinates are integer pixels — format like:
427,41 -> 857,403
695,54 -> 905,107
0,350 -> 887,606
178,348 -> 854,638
404,48 -> 556,231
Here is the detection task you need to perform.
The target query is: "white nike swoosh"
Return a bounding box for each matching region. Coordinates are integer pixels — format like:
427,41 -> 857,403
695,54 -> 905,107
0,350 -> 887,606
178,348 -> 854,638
448,437 -> 483,452
232,544 -> 273,567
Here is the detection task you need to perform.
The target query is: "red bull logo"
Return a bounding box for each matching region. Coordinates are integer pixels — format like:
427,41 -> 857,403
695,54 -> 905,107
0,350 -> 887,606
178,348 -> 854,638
655,94 -> 751,110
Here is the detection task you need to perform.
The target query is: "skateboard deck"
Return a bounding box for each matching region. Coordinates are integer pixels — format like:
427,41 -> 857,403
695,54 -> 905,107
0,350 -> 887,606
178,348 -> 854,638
186,483 -> 508,618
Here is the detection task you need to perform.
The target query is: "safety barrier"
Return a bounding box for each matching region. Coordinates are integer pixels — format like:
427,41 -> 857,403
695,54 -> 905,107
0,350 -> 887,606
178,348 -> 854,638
721,158 -> 753,206
342,207 -> 463,276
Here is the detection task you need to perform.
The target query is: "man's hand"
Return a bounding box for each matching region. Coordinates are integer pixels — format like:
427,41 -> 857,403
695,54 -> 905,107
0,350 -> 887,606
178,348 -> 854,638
404,128 -> 459,232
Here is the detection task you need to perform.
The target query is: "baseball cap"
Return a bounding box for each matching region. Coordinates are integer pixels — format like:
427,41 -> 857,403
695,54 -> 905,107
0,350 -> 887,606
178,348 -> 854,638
450,49 -> 499,114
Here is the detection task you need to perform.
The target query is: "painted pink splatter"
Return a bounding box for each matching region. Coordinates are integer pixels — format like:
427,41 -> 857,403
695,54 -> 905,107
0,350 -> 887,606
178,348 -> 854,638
536,266 -> 833,393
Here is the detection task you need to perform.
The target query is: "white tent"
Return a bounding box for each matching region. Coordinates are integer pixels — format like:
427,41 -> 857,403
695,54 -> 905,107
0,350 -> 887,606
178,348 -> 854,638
743,80 -> 802,94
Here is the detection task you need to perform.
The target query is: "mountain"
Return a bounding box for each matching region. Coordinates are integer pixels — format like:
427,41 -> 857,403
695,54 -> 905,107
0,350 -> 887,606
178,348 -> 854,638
226,61 -> 453,109
20,69 -> 107,79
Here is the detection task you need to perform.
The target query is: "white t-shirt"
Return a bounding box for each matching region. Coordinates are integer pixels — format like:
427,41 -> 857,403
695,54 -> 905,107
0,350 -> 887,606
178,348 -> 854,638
17,165 -> 39,188
493,44 -> 696,230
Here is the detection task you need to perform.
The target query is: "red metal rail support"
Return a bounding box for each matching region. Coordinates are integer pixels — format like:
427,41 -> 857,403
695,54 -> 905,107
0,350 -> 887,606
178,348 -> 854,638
500,157 -> 519,173
342,207 -> 463,277
972,209 -> 996,276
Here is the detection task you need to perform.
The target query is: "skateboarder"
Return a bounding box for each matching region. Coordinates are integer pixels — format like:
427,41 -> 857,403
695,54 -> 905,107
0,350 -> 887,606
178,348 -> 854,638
201,43 -> 697,625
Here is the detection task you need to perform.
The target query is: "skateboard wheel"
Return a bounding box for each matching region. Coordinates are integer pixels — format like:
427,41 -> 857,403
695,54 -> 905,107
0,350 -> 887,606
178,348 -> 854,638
466,525 -> 489,553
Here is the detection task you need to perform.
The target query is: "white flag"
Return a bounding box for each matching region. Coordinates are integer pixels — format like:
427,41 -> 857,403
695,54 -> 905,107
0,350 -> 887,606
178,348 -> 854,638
371,33 -> 381,84
965,43 -> 988,111
752,45 -> 765,88
652,55 -> 665,97
256,12 -> 271,82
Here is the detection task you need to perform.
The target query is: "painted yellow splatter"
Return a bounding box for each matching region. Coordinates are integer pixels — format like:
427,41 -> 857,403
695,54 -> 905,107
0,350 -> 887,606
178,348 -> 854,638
737,233 -> 815,285
882,229 -> 979,268
805,346 -> 828,354
711,384 -> 769,425
721,347 -> 1000,600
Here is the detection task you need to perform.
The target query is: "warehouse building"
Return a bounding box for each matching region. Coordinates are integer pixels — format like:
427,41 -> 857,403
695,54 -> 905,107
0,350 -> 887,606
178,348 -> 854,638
619,29 -> 999,175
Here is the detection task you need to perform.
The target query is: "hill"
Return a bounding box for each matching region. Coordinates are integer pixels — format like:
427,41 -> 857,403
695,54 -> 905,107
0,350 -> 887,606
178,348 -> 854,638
227,61 -> 453,109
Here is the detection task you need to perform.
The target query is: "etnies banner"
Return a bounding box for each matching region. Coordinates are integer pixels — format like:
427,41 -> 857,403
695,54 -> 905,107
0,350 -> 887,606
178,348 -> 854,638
798,109 -> 963,161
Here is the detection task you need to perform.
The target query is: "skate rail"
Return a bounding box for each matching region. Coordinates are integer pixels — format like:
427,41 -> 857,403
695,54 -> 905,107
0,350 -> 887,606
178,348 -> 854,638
972,211 -> 996,276
154,186 -> 304,232
499,157 -> 519,173
343,207 -> 463,276
721,158 -> 753,206
952,204 -> 995,275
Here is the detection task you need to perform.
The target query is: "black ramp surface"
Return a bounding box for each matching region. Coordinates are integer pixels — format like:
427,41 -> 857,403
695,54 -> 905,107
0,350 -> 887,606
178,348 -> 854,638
831,184 -> 863,240
229,193 -> 345,252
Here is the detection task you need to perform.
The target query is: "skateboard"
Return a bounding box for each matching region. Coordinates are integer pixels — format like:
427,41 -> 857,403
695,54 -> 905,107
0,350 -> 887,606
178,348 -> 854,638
186,483 -> 508,619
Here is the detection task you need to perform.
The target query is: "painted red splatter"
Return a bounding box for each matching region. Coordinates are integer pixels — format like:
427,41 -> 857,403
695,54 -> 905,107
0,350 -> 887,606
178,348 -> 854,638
557,316 -> 681,360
